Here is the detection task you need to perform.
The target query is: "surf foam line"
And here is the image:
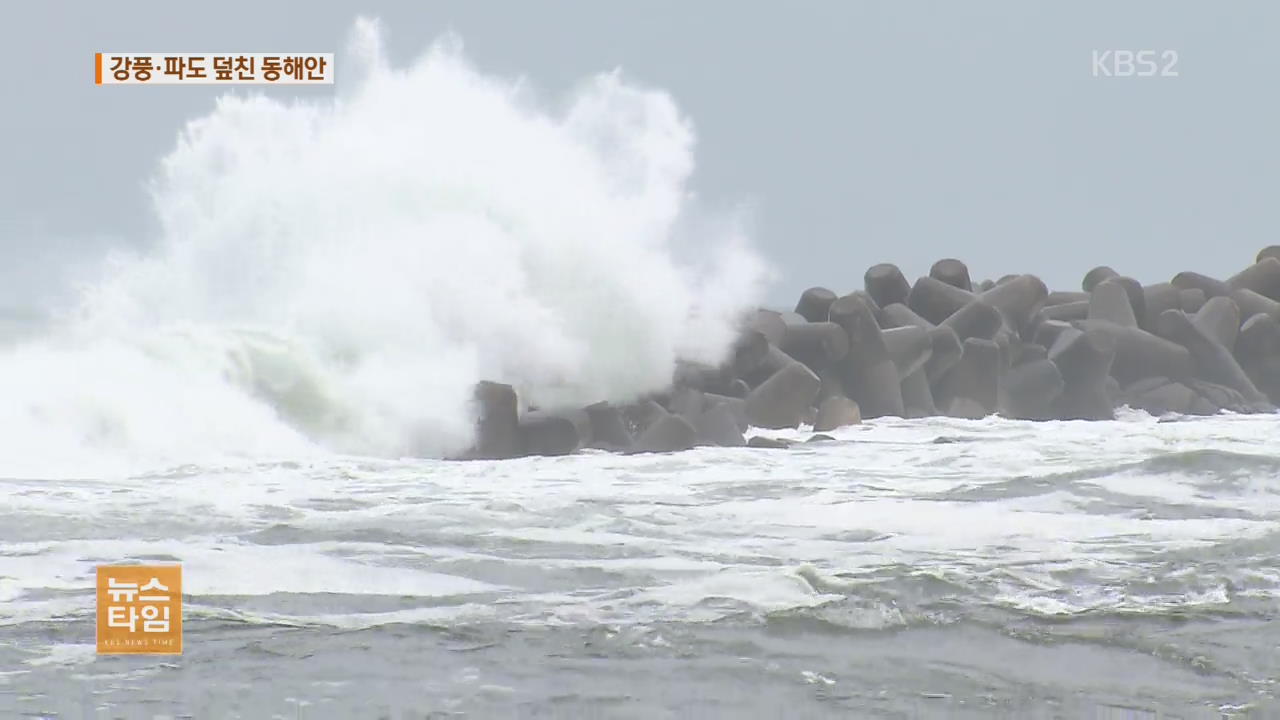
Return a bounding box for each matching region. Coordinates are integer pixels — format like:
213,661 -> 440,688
0,18 -> 767,474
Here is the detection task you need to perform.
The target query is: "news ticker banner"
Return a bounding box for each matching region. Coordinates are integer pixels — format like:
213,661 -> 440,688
95,53 -> 334,85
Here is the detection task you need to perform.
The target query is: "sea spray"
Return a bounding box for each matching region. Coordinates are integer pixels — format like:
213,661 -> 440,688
0,18 -> 766,473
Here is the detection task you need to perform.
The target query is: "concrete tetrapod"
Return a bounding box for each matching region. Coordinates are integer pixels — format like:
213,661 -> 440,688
936,337 -> 1000,418
1172,272 -> 1229,299
1047,327 -> 1117,420
1231,288 -> 1280,323
829,294 -> 905,418
978,274 -> 1048,336
743,360 -> 822,429
999,358 -> 1065,420
930,258 -> 973,291
471,381 -> 522,459
1077,319 -> 1193,386
1192,296 -> 1241,351
1236,314 -> 1280,404
1088,279 -> 1139,327
795,286 -> 839,323
864,263 -> 912,308
814,395 -> 862,431
629,411 -> 697,454
907,276 -> 975,326
1155,309 -> 1269,406
1227,257 -> 1280,301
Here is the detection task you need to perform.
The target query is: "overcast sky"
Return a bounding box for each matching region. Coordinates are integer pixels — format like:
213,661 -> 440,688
2,1 -> 1277,310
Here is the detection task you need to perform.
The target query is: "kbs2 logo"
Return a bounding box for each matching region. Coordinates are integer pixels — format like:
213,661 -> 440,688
96,565 -> 183,654
1092,50 -> 1179,77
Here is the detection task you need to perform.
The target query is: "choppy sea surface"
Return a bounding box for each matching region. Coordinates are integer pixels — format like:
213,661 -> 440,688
2,411 -> 1279,719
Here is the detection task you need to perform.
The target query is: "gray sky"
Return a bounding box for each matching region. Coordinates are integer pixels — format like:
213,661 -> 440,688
2,2 -> 1277,310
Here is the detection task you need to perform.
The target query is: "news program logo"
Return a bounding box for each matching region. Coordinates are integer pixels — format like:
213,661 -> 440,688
96,564 -> 183,655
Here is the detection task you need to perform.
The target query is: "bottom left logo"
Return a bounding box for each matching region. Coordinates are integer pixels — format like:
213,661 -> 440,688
96,564 -> 183,655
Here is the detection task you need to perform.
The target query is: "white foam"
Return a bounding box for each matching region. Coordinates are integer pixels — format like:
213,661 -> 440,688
3,410 -> 1279,629
0,17 -> 765,475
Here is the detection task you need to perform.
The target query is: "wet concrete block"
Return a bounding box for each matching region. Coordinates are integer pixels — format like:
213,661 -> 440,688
882,325 -> 933,378
1037,300 -> 1090,324
730,329 -> 771,379
471,381 -> 521,459
673,360 -> 736,396
1185,378 -> 1272,414
829,294 -> 905,418
795,286 -> 839,323
744,360 -> 822,429
1115,277 -> 1146,328
930,258 -> 973,291
692,402 -> 746,447
746,435 -> 792,449
628,412 -> 697,453
944,396 -> 989,419
584,402 -> 632,451
978,274 -> 1048,336
899,368 -> 938,418
936,337 -> 1000,416
702,393 -> 750,432
1088,278 -> 1138,327
746,309 -> 788,346
1155,309 -> 1268,405
1236,313 -> 1280,404
1082,266 -> 1119,292
779,320 -> 850,372
666,386 -> 707,419
1177,288 -> 1207,314
741,344 -> 795,388
1033,320 -> 1074,351
908,276 -> 975,325
1047,327 -> 1117,420
1191,296 -> 1241,351
815,366 -> 846,405
1077,320 -> 1193,386
1226,257 -> 1280,302
880,302 -> 934,330
814,395 -> 862,431
621,399 -> 670,438
519,410 -> 583,456
843,291 -> 885,326
865,263 -> 912,308
1172,272 -> 1229,299
1231,288 -> 1280,323
1141,282 -> 1181,332
941,299 -> 1003,343
1120,377 -> 1196,416
1046,290 -> 1089,306
877,303 -> 962,382
923,326 -> 964,384
1016,343 -> 1048,364
998,358 -> 1064,420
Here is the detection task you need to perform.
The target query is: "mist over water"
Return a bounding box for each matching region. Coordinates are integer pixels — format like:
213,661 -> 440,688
0,19 -> 766,474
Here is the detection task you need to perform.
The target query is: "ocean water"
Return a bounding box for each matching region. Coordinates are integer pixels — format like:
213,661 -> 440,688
3,412 -> 1279,718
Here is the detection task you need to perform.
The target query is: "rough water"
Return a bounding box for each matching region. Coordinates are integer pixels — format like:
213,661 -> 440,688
3,411 -> 1278,718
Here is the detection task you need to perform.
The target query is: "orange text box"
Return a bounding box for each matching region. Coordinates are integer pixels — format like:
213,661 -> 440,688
96,564 -> 183,655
